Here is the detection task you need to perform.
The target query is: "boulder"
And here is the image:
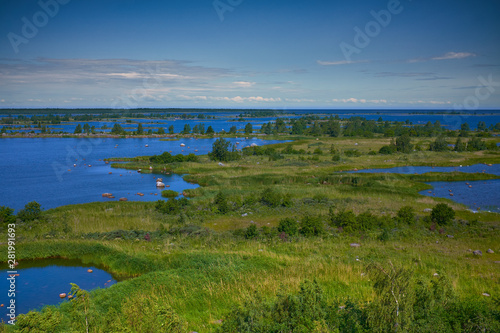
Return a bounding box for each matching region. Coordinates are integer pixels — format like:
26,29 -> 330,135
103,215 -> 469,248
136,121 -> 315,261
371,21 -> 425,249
350,243 -> 361,248
423,208 -> 432,213
473,250 -> 482,256
482,293 -> 490,297
487,249 -> 494,254
119,197 -> 128,201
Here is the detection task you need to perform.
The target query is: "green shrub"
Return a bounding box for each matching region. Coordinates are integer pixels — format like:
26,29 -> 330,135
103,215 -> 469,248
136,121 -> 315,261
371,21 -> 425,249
245,224 -> 258,239
431,203 -> 455,225
261,188 -> 282,207
214,191 -> 229,214
344,149 -> 362,157
17,201 -> 42,222
0,205 -> 16,224
379,145 -> 396,155
155,198 -> 188,215
397,206 -> 415,225
329,209 -> 357,233
278,217 -> 299,236
161,190 -> 179,198
300,215 -> 324,236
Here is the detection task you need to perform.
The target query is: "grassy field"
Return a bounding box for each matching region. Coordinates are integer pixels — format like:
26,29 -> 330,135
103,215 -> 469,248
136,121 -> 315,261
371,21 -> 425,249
1,135 -> 499,332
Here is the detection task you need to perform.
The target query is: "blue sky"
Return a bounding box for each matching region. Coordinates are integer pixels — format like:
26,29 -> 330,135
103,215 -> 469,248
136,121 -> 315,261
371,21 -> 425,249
0,0 -> 499,109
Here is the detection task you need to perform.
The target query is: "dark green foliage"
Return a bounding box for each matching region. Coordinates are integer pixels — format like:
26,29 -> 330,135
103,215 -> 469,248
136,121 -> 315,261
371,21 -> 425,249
217,280 -> 335,333
155,198 -> 188,215
282,193 -> 293,207
261,188 -> 282,207
157,127 -> 165,135
379,145 -> 396,155
209,138 -> 240,162
206,125 -> 215,134
229,125 -> 237,134
300,215 -> 324,236
0,205 -> 16,224
459,123 -> 470,137
344,149 -> 362,157
161,190 -> 178,198
467,137 -> 487,151
278,217 -> 299,236
214,191 -> 229,214
396,133 -> 413,153
313,147 -> 323,155
16,307 -> 63,332
17,201 -> 42,222
74,123 -> 82,134
182,124 -> 191,134
329,209 -> 357,233
454,136 -> 466,152
396,206 -> 415,225
137,123 -> 144,135
244,123 -> 253,134
429,136 -> 449,152
111,123 -> 124,134
168,125 -> 174,134
150,152 -> 198,163
431,203 -> 455,225
245,224 -> 258,239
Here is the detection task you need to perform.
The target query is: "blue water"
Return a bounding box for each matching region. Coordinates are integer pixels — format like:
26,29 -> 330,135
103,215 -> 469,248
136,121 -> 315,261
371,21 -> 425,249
0,137 -> 287,211
420,179 -> 500,213
0,259 -> 121,317
350,163 -> 500,175
2,110 -> 499,132
350,164 -> 500,212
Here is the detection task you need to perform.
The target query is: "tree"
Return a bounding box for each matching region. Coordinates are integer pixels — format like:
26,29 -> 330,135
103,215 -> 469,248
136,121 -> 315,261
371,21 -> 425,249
244,224 -> 258,239
83,123 -> 91,134
477,121 -> 487,131
467,137 -> 487,151
429,136 -> 448,152
431,203 -> 455,225
157,127 -> 165,135
229,125 -> 237,134
17,201 -> 42,222
137,123 -> 144,135
459,123 -> 470,137
74,124 -> 82,134
111,123 -> 124,135
0,206 -> 16,224
206,126 -> 215,135
208,138 -> 238,162
182,124 -> 191,134
396,134 -> 413,153
168,125 -> 174,134
454,137 -> 466,152
244,123 -> 253,134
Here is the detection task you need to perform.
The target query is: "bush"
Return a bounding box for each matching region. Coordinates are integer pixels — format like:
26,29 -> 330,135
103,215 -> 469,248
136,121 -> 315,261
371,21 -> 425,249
208,138 -> 240,162
397,206 -> 415,225
244,224 -> 258,239
261,188 -> 282,208
431,203 -> 455,225
161,190 -> 179,198
300,215 -> 324,236
379,145 -> 396,155
0,205 -> 16,224
214,191 -> 229,214
344,149 -> 362,157
17,201 -> 42,222
278,217 -> 299,236
155,198 -> 188,215
329,209 -> 357,233
282,193 -> 293,207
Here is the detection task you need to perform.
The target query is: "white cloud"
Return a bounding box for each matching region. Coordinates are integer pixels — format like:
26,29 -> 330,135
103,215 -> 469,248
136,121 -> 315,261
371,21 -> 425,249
408,52 -> 476,63
432,52 -> 476,61
0,99 -> 5,102
209,96 -> 281,103
332,98 -> 387,104
317,60 -> 369,66
233,81 -> 256,87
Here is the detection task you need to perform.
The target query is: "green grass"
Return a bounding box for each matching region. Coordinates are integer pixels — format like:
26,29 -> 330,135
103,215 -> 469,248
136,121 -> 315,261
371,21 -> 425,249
1,135 -> 499,332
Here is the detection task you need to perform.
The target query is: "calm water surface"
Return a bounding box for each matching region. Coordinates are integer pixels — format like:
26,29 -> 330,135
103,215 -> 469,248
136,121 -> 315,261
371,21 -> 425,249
1,259 -> 123,317
0,137 -> 287,211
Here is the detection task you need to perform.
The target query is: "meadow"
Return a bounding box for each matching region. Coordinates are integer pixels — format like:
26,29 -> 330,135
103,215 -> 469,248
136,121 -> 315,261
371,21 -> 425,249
1,126 -> 500,332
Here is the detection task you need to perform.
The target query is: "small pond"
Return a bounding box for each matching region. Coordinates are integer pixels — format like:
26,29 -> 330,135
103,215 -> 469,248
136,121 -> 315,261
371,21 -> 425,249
1,258 -> 124,317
